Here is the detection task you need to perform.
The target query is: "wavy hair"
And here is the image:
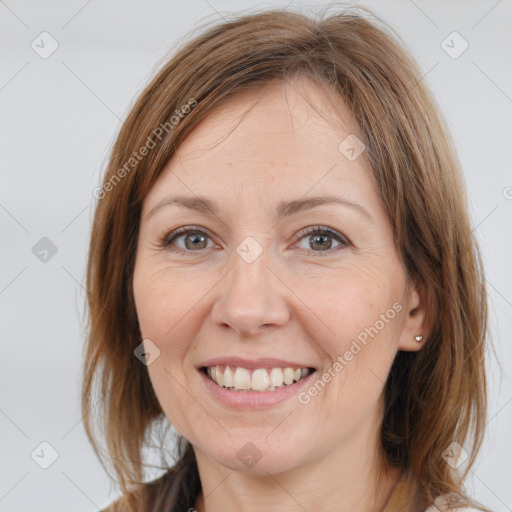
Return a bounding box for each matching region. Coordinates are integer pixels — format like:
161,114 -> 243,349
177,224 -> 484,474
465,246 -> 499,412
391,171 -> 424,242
82,5 -> 491,511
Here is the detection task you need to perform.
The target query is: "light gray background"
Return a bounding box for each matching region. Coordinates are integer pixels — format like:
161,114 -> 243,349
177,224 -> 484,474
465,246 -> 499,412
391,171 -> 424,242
1,0 -> 511,511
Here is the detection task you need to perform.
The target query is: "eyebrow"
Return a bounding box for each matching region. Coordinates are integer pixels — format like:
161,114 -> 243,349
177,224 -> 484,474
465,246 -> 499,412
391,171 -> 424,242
144,194 -> 374,223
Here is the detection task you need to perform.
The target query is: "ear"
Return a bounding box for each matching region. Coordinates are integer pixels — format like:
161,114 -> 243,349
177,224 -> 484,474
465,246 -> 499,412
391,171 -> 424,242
397,277 -> 427,352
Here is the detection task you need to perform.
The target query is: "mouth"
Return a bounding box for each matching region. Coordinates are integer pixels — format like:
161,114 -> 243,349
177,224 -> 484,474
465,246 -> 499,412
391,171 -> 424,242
200,364 -> 316,392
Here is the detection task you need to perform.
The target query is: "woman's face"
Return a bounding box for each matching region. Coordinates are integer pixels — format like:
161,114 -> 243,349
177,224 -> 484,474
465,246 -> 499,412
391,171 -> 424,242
133,79 -> 424,475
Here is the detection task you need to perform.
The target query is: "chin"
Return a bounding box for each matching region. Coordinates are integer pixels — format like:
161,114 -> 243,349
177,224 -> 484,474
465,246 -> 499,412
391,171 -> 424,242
194,432 -> 309,476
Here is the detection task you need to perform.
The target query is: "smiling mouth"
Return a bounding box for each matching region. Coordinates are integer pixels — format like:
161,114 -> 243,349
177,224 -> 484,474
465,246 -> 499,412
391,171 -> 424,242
201,365 -> 316,392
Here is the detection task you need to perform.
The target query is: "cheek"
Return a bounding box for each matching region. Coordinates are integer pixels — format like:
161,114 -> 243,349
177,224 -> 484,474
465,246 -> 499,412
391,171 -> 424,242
303,259 -> 402,341
133,267 -> 206,436
133,261 -> 222,379
299,260 -> 404,406
133,264 -> 194,356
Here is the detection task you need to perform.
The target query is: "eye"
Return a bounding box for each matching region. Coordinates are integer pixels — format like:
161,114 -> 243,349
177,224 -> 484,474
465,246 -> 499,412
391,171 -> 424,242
159,226 -> 215,253
158,225 -> 349,255
293,226 -> 349,255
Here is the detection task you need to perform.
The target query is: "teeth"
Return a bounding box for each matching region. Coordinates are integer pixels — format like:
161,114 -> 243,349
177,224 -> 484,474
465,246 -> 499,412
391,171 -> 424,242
233,367 -> 251,390
283,367 -> 295,385
205,365 -> 312,392
215,366 -> 224,387
269,367 -> 284,387
251,369 -> 270,391
223,366 -> 234,387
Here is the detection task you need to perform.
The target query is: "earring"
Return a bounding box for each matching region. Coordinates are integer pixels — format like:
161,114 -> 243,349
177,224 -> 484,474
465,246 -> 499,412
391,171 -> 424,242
414,335 -> 423,342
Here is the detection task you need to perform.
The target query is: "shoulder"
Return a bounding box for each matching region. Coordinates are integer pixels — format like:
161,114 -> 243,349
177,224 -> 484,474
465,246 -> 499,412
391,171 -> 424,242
424,494 -> 489,512
425,507 -> 483,512
99,500 -> 124,512
98,466 -> 199,512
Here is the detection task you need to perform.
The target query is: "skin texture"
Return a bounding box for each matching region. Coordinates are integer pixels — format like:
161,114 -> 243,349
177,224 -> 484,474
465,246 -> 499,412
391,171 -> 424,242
132,78 -> 427,512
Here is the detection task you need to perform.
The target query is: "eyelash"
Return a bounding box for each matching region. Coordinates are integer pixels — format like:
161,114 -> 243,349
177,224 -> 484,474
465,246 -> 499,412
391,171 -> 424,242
157,225 -> 350,256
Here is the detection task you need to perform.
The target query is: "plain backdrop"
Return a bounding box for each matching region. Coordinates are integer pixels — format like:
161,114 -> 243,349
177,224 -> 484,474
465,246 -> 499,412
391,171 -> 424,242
1,0 -> 511,511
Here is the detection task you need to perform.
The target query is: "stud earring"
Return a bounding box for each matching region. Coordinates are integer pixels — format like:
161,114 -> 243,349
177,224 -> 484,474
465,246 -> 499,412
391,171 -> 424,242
414,335 -> 423,342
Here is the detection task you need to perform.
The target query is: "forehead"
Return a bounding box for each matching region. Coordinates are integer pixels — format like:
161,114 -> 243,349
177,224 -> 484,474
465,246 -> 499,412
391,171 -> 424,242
143,79 -> 377,213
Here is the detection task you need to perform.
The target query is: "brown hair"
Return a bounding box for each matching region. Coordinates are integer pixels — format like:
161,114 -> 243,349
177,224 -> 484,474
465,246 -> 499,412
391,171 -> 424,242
82,4 -> 491,511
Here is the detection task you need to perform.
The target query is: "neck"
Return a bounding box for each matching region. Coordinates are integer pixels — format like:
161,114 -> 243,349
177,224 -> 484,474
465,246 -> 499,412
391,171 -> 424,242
193,406 -> 403,512
194,465 -> 402,512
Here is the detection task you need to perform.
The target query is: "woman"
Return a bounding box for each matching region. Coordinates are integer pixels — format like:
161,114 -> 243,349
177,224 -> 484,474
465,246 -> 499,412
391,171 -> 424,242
83,5 -> 491,512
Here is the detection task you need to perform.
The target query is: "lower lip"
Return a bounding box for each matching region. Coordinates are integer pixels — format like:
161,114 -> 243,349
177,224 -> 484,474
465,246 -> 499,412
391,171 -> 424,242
198,368 -> 317,410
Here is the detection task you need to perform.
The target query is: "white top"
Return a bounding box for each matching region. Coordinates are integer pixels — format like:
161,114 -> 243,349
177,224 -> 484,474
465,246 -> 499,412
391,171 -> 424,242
385,478 -> 486,512
425,506 -> 482,511
424,493 -> 484,511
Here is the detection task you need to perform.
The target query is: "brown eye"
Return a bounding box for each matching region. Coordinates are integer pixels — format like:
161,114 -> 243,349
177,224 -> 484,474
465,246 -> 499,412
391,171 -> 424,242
182,232 -> 208,250
159,225 -> 349,256
295,226 -> 349,255
161,227 -> 214,253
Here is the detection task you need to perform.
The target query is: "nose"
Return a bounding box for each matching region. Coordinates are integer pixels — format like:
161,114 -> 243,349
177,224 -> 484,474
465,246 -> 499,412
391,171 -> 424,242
210,246 -> 290,338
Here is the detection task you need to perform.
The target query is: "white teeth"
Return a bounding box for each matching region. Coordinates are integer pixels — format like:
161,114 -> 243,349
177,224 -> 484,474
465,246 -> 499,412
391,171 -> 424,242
233,367 -> 251,390
283,367 -> 295,385
251,369 -> 270,391
269,367 -> 284,387
205,365 -> 312,392
215,366 -> 224,387
223,366 -> 234,387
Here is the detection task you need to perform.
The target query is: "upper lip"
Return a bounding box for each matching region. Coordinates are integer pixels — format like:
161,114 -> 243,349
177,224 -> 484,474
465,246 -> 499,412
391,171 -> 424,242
198,357 -> 316,370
